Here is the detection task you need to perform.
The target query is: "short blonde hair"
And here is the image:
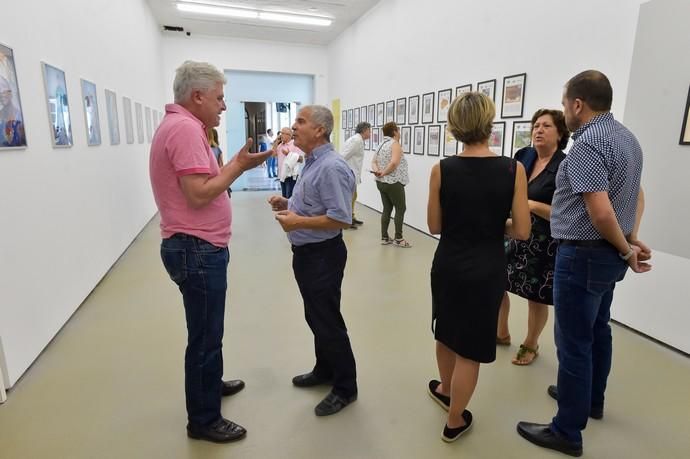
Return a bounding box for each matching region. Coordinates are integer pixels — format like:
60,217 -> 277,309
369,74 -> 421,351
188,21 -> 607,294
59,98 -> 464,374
447,92 -> 495,145
173,61 -> 226,103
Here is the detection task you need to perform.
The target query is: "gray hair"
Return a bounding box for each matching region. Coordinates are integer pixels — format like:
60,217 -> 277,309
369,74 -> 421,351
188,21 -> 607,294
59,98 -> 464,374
173,61 -> 226,104
303,105 -> 333,141
355,122 -> 371,134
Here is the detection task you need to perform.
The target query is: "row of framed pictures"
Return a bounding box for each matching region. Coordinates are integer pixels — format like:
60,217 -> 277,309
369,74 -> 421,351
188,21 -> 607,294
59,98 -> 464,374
343,119 -> 533,158
340,73 -> 527,132
1,42 -> 161,150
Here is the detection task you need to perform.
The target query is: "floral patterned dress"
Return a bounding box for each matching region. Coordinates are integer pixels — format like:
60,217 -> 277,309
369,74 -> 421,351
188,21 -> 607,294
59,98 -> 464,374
505,147 -> 565,305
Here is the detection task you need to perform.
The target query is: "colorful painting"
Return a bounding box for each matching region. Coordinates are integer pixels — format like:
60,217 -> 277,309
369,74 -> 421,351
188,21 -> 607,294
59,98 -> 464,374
489,121 -> 506,156
511,121 -> 532,156
0,43 -> 27,149
41,62 -> 73,147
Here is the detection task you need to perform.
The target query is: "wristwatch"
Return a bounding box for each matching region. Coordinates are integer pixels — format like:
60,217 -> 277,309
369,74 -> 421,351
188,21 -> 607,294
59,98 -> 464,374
619,246 -> 634,261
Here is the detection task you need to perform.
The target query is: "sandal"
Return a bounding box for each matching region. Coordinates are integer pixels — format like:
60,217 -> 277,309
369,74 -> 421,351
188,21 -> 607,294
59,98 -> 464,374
496,335 -> 511,346
393,238 -> 412,248
512,344 -> 539,366
381,237 -> 392,245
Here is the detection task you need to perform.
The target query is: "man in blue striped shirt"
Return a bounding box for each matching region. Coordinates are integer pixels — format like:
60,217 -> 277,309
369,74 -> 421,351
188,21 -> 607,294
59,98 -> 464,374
517,70 -> 652,457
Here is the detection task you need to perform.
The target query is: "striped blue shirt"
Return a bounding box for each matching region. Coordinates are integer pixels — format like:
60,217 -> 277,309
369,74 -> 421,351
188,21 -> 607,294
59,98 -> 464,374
287,142 -> 355,246
550,113 -> 642,240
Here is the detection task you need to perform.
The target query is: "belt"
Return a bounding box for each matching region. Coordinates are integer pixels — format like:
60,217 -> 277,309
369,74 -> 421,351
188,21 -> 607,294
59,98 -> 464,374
559,239 -> 610,248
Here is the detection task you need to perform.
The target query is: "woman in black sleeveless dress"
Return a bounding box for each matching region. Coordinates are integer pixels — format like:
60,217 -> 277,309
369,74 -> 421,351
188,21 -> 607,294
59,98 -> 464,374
426,92 -> 531,442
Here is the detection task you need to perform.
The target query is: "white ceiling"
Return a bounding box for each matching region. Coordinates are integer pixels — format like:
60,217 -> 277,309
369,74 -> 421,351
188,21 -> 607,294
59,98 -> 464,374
147,0 -> 380,45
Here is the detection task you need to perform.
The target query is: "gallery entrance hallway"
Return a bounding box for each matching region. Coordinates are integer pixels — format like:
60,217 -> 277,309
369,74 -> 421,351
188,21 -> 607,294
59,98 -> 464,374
0,191 -> 688,459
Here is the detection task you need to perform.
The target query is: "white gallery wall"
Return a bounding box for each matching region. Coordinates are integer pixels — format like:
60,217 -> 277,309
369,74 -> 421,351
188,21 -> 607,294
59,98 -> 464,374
0,0 -> 165,387
614,0 -> 690,353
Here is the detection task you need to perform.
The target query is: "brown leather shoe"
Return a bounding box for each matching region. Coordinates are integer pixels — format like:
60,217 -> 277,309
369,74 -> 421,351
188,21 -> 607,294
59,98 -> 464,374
221,379 -> 245,397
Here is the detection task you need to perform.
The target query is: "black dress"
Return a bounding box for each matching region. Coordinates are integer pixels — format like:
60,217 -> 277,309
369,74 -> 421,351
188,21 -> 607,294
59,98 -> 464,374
431,156 -> 516,363
505,147 -> 565,305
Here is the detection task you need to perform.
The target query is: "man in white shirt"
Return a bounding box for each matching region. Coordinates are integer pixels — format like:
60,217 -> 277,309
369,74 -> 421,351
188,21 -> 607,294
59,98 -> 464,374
341,122 -> 371,228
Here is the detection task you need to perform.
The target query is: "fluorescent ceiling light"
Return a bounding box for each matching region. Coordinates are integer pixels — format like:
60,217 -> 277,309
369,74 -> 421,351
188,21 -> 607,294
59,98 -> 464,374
176,2 -> 332,27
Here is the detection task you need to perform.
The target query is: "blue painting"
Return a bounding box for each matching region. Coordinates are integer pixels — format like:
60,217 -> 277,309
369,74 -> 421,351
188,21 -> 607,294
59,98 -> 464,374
42,62 -> 73,147
0,43 -> 27,149
80,79 -> 101,146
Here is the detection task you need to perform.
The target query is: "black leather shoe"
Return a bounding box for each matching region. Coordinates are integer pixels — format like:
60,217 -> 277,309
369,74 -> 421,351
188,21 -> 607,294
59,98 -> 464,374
517,422 -> 582,457
187,418 -> 247,443
352,218 -> 364,226
547,385 -> 604,419
442,409 -> 473,442
427,380 -> 450,411
292,372 -> 332,388
314,392 -> 357,416
221,379 -> 245,397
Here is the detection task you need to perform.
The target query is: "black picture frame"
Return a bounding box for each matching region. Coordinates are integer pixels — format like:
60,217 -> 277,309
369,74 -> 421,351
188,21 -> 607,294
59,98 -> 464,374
680,86 -> 690,145
341,110 -> 347,129
437,89 -> 452,123
347,109 -> 353,129
385,100 -> 395,123
413,125 -> 425,155
376,102 -> 384,127
396,97 -> 407,125
477,79 -> 497,102
489,121 -> 506,156
511,120 -> 532,157
443,125 -> 458,157
364,136 -> 371,151
408,95 -> 420,124
501,73 -> 527,119
353,107 -> 360,128
401,126 -> 411,154
368,104 -> 375,126
455,84 -> 472,97
360,106 -> 367,123
422,92 -> 434,124
427,125 -> 441,156
372,127 -> 381,151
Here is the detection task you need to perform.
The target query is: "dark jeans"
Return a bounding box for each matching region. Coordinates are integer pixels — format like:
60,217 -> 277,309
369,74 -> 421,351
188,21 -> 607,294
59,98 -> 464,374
550,243 -> 628,443
291,235 -> 357,397
160,234 -> 229,427
281,176 -> 296,199
376,181 -> 406,239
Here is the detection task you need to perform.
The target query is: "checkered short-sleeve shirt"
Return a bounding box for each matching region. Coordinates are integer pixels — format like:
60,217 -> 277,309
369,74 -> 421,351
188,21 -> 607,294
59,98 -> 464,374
550,113 -> 643,240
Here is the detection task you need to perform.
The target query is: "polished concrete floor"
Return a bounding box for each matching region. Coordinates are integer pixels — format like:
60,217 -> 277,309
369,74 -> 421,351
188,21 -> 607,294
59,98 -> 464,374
1,191 -> 689,459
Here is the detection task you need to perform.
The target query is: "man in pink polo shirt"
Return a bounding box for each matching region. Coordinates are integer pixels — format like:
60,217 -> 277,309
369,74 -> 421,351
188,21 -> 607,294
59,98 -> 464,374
150,61 -> 270,443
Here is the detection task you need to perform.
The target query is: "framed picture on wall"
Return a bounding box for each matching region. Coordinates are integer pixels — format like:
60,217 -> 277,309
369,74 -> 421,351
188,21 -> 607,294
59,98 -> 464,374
347,109 -> 353,129
123,97 -> 134,144
422,92 -> 434,124
41,62 -> 73,147
396,97 -> 407,125
385,100 -> 395,123
105,89 -> 121,145
341,110 -> 347,129
364,135 -> 371,151
413,125 -> 425,155
437,89 -> 452,123
145,106 -> 153,143
679,86 -> 690,145
511,121 -> 532,156
135,102 -> 144,144
368,104 -> 375,126
477,79 -> 496,102
501,73 -> 527,118
427,125 -> 441,156
372,127 -> 381,150
443,125 -> 458,157
353,107 -> 360,127
0,43 -> 28,149
408,95 -> 420,124
80,79 -> 101,146
489,121 -> 506,156
360,106 -> 367,123
456,84 -> 472,97
376,102 -> 384,126
401,126 -> 411,154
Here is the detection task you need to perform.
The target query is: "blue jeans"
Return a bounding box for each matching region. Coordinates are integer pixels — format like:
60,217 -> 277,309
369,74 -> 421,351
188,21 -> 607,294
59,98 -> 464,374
160,234 -> 229,427
550,243 -> 628,443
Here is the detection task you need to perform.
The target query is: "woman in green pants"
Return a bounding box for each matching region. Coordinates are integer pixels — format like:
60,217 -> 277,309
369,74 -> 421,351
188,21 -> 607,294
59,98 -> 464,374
372,122 -> 411,248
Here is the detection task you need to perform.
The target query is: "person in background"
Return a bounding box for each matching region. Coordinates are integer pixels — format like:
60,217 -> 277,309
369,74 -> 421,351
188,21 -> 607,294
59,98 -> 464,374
341,122 -> 371,229
208,127 -> 224,167
275,127 -> 304,198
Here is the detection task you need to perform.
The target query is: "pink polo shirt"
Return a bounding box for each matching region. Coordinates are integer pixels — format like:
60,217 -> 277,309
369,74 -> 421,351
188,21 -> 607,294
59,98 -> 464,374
149,104 -> 232,247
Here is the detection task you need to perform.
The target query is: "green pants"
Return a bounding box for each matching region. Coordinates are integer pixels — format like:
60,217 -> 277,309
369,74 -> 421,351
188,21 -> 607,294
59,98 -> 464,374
376,181 -> 406,240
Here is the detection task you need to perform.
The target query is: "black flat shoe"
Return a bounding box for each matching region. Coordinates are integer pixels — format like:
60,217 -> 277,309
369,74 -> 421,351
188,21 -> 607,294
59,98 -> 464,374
221,379 -> 245,397
292,372 -> 332,388
187,418 -> 247,443
442,410 -> 473,442
314,392 -> 357,416
516,421 -> 582,457
427,380 -> 450,411
547,385 -> 604,419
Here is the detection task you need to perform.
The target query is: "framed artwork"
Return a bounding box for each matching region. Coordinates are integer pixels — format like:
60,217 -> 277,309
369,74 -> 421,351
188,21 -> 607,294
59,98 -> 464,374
364,136 -> 371,151
376,102 -> 384,126
456,84 -> 472,97
408,95 -> 420,124
105,89 -> 120,145
123,97 -> 134,144
679,86 -> 690,145
422,92 -> 434,124
478,79 -> 496,102
135,102 -> 144,144
368,104 -> 375,126
347,109 -> 353,129
80,79 -> 101,146
443,125 -> 458,157
360,106 -> 367,123
385,100 -> 395,123
502,73 -> 527,118
371,127 -> 380,150
427,125 -> 441,156
41,62 -> 73,147
413,125 -> 425,155
396,97 -> 407,125
353,107 -> 360,128
341,110 -> 346,129
511,121 -> 532,156
437,89 -> 452,123
401,126 -> 411,154
0,43 -> 27,149
489,121 -> 506,156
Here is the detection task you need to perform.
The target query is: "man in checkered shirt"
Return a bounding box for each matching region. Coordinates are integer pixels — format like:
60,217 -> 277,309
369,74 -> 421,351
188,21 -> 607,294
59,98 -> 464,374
517,70 -> 652,457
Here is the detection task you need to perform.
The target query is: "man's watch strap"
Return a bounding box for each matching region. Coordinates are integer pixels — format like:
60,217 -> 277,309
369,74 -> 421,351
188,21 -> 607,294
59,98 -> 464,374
619,247 -> 634,261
